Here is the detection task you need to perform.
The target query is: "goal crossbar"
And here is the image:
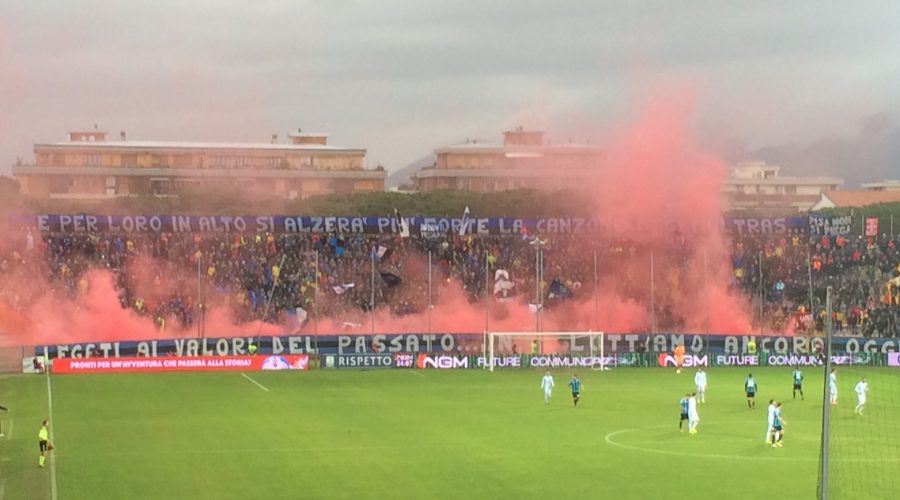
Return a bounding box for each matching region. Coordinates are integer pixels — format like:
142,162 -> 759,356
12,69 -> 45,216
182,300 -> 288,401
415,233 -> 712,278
485,331 -> 604,372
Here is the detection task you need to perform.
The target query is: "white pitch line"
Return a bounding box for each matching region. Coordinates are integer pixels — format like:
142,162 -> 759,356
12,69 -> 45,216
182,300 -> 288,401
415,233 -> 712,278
46,373 -> 58,500
603,426 -> 816,462
241,373 -> 270,392
409,371 -> 425,377
603,424 -> 900,463
5,418 -> 11,440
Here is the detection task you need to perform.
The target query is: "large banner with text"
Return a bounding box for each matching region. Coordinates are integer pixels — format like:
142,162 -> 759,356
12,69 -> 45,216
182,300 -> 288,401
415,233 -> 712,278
39,333 -> 900,360
16,213 -> 819,236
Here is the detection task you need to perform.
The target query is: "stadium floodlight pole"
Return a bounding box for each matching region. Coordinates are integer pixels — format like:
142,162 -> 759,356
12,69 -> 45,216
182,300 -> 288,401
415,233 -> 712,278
758,250 -> 764,334
649,250 -> 656,334
807,250 -> 815,321
538,244 -> 543,333
258,253 -> 287,345
314,249 -> 319,352
370,250 -> 376,334
593,250 -> 599,330
818,286 -> 834,500
197,254 -> 203,340
428,250 -> 433,333
484,249 -> 489,335
704,249 -> 710,334
533,239 -> 543,334
482,249 -> 488,363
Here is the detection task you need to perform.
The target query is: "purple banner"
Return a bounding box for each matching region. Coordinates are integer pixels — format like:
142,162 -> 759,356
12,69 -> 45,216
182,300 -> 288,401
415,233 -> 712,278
889,353 -> 900,367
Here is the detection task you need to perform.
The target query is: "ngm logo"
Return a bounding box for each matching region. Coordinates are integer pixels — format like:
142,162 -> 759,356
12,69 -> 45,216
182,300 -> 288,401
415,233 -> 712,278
416,354 -> 469,369
657,354 -> 708,368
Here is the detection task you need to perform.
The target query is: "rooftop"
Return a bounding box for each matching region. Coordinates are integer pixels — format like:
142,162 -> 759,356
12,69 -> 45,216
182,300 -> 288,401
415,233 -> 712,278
816,190 -> 900,208
37,140 -> 364,153
435,142 -> 602,155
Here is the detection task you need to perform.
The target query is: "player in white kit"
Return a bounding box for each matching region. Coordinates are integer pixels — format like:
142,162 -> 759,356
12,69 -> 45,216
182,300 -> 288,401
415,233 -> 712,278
540,371 -> 555,404
694,368 -> 708,404
854,377 -> 868,415
765,399 -> 776,444
829,368 -> 838,405
688,393 -> 700,434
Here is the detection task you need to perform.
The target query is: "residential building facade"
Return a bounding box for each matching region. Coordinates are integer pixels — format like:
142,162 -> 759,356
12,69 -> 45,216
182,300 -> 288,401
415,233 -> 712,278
722,161 -> 844,211
861,180 -> 900,191
411,128 -> 605,193
12,128 -> 386,200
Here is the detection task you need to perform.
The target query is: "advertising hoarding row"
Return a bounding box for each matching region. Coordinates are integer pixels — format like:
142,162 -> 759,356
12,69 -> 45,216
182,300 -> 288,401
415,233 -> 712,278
43,350 -> 897,374
51,355 -> 309,374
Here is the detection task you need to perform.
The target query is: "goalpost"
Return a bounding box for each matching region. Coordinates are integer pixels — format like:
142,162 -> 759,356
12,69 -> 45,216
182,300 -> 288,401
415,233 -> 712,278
485,331 -> 605,372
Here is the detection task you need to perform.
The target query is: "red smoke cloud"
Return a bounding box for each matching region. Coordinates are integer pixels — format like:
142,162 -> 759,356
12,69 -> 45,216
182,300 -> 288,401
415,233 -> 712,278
0,91 -> 755,348
587,91 -> 752,333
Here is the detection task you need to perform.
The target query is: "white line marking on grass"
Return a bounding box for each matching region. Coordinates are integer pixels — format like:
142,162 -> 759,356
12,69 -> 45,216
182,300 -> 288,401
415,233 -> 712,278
0,478 -> 5,500
604,424 -> 900,463
604,426 -> 815,462
241,373 -> 270,392
409,371 -> 425,377
5,417 -> 12,440
46,372 -> 58,500
86,443 -> 475,457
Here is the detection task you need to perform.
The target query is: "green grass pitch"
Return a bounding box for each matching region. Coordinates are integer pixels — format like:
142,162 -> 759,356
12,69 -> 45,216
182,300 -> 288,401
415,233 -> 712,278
1,366 -> 899,499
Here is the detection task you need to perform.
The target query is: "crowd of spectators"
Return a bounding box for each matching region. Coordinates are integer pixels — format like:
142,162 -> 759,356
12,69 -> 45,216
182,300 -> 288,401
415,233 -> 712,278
1,223 -> 898,337
731,231 -> 900,337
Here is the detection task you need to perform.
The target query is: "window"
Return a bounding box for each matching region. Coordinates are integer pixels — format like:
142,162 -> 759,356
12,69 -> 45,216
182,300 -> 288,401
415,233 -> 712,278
84,154 -> 101,166
150,178 -> 172,195
174,178 -> 201,192
174,155 -> 193,168
49,177 -> 72,193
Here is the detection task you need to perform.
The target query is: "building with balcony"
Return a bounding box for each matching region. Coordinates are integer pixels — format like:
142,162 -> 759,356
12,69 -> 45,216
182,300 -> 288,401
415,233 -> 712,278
722,161 -> 844,212
411,127 -> 605,193
861,180 -> 900,191
12,128 -> 386,200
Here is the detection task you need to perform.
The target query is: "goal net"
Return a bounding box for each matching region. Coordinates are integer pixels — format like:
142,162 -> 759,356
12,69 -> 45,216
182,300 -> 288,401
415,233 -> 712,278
816,289 -> 900,500
485,331 -> 606,372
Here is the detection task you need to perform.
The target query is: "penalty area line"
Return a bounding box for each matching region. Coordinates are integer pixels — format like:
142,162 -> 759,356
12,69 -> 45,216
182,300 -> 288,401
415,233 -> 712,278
241,373 -> 270,392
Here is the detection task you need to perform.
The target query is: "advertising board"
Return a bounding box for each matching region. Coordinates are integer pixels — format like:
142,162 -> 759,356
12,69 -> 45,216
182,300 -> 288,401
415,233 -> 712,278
52,355 -> 309,374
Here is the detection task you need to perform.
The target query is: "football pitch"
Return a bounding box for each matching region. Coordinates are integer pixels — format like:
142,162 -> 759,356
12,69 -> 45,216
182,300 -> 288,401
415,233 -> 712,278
1,366 -> 898,499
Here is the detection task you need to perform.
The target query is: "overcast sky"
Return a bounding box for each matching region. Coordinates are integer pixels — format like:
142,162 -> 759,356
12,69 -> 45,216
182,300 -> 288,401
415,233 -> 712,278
2,0 -> 898,185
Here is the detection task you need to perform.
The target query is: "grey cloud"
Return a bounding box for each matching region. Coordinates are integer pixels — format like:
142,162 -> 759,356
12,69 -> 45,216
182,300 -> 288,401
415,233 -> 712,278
2,0 -> 900,181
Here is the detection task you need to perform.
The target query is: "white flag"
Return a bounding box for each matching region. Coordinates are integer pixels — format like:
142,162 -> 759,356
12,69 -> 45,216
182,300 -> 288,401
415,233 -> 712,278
290,306 -> 309,333
295,306 -> 308,325
393,208 -> 410,238
493,268 -> 514,294
458,206 -> 470,237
